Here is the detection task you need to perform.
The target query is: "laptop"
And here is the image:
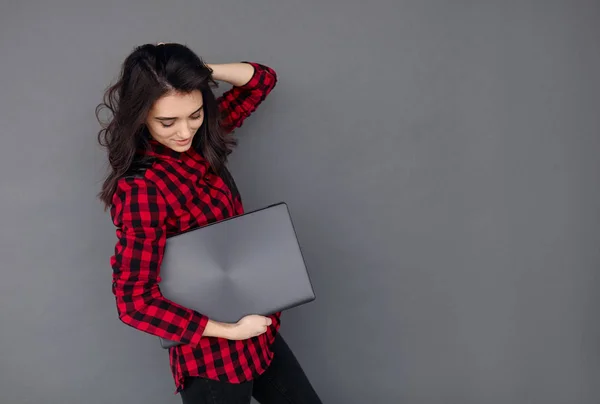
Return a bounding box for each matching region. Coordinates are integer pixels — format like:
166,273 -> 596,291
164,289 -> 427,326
158,202 -> 316,349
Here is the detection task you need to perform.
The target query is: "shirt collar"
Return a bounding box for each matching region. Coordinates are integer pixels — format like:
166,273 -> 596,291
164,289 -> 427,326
145,137 -> 183,162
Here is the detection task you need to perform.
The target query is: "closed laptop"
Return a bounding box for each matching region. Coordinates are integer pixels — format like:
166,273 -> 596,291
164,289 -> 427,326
158,202 -> 316,348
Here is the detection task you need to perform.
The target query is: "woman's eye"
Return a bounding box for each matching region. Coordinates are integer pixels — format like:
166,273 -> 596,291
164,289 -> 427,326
191,114 -> 202,120
161,122 -> 175,128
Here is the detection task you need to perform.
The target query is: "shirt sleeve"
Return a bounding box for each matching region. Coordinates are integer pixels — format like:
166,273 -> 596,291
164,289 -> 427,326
109,176 -> 208,346
218,62 -> 278,134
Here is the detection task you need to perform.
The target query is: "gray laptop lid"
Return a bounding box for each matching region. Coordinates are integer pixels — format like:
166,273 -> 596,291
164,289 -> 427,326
158,202 -> 315,348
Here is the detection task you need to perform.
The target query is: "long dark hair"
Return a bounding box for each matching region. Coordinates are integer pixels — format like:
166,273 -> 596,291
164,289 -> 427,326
96,43 -> 236,209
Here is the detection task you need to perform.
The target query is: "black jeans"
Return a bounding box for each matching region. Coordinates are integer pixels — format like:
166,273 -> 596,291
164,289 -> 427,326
180,334 -> 322,404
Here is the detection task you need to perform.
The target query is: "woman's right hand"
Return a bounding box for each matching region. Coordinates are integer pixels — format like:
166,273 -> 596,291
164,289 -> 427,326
230,314 -> 272,340
202,315 -> 272,340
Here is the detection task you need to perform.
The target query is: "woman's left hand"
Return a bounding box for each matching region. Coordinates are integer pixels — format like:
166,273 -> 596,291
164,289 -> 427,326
205,63 -> 255,87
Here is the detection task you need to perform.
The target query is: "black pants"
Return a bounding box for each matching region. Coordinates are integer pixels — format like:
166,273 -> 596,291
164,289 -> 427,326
180,334 -> 322,404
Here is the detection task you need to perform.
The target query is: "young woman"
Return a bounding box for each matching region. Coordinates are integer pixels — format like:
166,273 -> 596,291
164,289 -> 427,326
97,43 -> 322,404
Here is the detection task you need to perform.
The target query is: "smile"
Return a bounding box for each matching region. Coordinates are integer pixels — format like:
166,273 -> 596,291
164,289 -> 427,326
174,138 -> 192,146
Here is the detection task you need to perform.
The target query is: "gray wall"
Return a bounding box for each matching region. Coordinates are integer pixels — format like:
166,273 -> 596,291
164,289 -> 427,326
1,1 -> 599,403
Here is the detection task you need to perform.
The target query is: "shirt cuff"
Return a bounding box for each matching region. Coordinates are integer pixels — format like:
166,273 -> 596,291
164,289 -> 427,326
180,310 -> 209,346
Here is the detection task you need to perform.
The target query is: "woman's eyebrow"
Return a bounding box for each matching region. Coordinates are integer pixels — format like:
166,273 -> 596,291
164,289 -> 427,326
155,105 -> 203,121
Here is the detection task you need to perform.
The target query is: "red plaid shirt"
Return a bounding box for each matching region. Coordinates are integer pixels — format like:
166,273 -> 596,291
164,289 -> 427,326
109,62 -> 280,393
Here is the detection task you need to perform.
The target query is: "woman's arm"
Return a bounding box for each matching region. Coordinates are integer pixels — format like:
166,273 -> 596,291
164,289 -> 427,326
208,61 -> 278,134
111,177 -> 210,345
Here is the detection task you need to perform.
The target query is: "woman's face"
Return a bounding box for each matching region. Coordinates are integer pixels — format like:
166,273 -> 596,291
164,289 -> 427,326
145,90 -> 204,152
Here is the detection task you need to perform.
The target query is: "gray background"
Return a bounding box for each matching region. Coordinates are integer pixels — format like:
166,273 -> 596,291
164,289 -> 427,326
1,1 -> 599,403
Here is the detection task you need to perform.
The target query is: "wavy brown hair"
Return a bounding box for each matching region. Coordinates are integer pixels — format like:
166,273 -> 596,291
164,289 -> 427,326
96,43 -> 236,209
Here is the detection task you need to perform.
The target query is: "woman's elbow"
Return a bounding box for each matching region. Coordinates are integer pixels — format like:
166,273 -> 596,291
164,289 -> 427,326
113,290 -> 149,326
112,279 -> 159,327
115,299 -> 150,330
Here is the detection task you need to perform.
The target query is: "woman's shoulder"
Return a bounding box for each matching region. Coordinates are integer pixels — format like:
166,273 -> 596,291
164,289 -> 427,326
113,157 -> 162,200
110,166 -> 168,224
122,157 -> 157,180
